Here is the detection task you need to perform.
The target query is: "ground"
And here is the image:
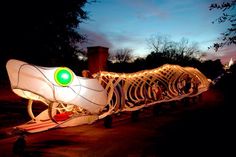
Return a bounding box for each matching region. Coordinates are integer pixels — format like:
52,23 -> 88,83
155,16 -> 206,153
0,81 -> 234,157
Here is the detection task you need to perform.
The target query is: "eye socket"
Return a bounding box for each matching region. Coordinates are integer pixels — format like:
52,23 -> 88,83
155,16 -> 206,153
54,67 -> 74,86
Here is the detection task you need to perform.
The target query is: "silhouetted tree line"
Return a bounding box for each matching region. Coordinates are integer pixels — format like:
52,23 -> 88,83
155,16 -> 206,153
108,36 -> 224,80
0,0 -> 91,79
213,63 -> 236,111
107,54 -> 224,80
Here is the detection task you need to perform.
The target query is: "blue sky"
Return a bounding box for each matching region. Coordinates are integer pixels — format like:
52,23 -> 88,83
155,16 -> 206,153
78,0 -> 236,63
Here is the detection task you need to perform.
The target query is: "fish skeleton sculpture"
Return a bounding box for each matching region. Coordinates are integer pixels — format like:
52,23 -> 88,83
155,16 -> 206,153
6,59 -> 211,133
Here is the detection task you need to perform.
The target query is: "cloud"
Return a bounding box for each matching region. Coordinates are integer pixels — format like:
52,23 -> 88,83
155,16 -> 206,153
109,32 -> 140,43
78,27 -> 149,56
205,44 -> 236,64
107,32 -> 146,52
120,0 -> 169,20
78,28 -> 113,50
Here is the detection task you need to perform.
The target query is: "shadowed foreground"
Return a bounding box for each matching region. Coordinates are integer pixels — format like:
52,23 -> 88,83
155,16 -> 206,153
0,86 -> 234,157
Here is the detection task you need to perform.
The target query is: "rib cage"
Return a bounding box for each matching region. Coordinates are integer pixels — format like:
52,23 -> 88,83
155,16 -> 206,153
95,64 -> 210,118
6,59 -> 211,133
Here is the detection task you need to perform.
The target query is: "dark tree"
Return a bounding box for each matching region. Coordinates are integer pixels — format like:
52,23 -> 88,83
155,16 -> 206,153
200,59 -> 224,80
109,48 -> 134,63
146,35 -> 202,67
209,0 -> 236,51
0,0 -> 91,79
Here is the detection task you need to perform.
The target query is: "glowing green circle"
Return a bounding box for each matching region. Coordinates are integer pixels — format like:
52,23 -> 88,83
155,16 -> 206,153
54,67 -> 73,86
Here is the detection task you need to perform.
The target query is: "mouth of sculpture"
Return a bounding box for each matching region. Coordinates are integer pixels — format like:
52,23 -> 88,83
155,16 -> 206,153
48,102 -> 91,124
12,88 -> 91,124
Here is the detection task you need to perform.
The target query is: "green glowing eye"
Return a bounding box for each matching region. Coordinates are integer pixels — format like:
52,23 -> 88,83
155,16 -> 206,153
54,67 -> 73,86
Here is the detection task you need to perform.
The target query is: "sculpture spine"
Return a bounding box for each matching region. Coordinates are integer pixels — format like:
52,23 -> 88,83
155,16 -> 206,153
95,64 -> 210,119
6,59 -> 211,133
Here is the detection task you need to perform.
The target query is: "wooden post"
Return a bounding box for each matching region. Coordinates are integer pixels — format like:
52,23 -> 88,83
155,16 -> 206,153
87,46 -> 109,74
87,46 -> 111,128
104,115 -> 112,128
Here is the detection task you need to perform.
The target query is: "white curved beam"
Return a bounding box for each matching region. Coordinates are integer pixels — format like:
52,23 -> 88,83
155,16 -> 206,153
6,59 -> 211,133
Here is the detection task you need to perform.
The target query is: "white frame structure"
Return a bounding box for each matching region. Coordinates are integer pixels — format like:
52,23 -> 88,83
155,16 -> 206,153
6,59 -> 211,133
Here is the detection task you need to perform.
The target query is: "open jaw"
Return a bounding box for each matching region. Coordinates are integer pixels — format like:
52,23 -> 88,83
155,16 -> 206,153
17,90 -> 99,133
6,59 -> 108,133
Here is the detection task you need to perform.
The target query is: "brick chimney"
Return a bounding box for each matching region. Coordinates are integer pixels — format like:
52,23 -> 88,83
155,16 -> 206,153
87,46 -> 109,74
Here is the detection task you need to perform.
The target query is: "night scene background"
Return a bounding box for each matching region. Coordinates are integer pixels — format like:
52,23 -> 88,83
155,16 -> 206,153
0,0 -> 236,157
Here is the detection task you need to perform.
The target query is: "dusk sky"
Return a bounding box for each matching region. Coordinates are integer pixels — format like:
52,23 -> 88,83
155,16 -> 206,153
78,0 -> 236,63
